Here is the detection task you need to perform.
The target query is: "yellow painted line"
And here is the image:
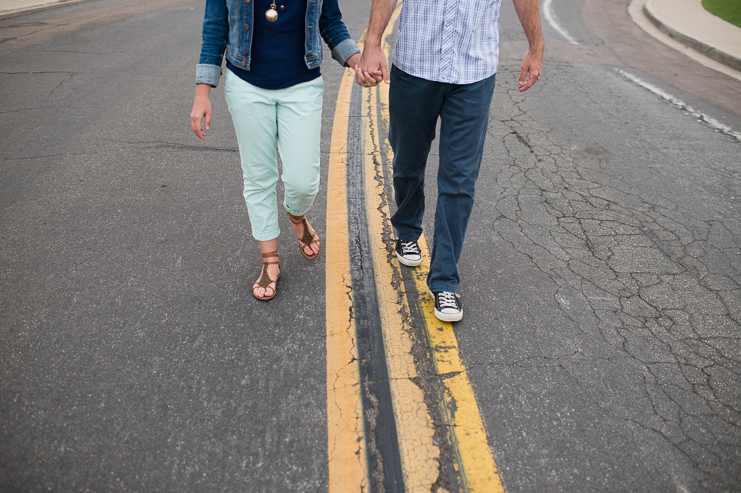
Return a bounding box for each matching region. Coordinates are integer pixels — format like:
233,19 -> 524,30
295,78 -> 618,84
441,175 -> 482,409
363,95 -> 441,491
410,239 -> 505,492
364,82 -> 441,493
355,5 -> 441,491
325,62 -> 368,491
364,5 -> 507,491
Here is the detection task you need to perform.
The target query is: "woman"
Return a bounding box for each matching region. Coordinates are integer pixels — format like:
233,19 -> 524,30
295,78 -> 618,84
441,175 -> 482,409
190,0 -> 360,301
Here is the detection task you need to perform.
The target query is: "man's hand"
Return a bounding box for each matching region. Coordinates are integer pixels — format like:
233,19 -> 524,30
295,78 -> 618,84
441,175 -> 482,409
513,0 -> 544,93
518,46 -> 543,92
355,44 -> 388,88
190,83 -> 212,140
355,0 -> 397,88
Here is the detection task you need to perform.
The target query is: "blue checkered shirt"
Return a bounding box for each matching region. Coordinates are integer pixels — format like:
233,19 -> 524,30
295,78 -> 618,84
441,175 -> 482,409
392,0 -> 503,85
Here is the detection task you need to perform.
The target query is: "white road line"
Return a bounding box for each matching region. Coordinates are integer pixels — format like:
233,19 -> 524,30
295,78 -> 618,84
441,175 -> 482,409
543,0 -> 579,45
619,69 -> 741,142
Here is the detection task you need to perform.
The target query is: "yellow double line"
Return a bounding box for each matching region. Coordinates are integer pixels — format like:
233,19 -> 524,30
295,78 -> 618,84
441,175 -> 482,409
325,5 -> 504,491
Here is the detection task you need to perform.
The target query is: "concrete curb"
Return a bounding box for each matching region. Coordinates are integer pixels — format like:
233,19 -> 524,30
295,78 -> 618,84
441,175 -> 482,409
644,0 -> 741,73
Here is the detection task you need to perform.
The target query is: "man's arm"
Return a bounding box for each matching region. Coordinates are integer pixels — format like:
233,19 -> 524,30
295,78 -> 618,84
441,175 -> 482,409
356,0 -> 397,87
512,0 -> 544,92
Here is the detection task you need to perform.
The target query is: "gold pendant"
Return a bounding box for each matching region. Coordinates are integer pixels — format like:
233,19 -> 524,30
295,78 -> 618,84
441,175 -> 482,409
265,3 -> 278,22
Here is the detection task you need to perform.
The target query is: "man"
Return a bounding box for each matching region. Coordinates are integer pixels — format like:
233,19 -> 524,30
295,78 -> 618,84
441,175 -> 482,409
355,0 -> 544,322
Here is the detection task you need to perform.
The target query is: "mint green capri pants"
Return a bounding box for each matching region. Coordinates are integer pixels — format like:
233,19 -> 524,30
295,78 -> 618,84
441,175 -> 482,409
224,70 -> 324,241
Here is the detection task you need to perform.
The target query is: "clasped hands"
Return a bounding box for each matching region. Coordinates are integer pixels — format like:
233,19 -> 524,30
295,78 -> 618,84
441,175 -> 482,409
352,45 -> 389,88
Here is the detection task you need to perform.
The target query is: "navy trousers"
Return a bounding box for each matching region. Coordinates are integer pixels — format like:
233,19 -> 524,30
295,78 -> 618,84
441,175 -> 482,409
388,65 -> 496,293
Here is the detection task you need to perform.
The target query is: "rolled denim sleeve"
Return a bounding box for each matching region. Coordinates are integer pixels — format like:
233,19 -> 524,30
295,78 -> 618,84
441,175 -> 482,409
196,63 -> 222,87
196,0 -> 229,86
331,38 -> 360,67
319,0 -> 360,67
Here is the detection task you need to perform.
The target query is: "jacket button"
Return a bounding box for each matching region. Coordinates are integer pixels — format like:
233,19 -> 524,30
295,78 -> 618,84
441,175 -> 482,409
243,51 -> 247,56
244,24 -> 249,30
245,0 -> 250,2
242,60 -> 246,67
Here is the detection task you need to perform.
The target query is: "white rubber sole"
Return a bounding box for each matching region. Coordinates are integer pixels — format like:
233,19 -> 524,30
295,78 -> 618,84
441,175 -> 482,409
395,251 -> 422,267
429,290 -> 463,322
433,308 -> 463,323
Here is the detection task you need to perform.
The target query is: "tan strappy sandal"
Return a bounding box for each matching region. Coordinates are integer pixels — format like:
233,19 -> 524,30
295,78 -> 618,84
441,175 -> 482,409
288,213 -> 320,260
252,251 -> 280,301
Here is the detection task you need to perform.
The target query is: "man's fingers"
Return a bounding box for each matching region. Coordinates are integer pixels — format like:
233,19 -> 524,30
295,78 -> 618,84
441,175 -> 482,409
363,69 -> 380,87
518,62 -> 542,92
381,64 -> 390,85
518,64 -> 529,87
357,68 -> 380,87
355,68 -> 371,87
367,69 -> 383,85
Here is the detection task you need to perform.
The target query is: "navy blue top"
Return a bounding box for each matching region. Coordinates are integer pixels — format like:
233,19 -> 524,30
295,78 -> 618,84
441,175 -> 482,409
227,0 -> 320,90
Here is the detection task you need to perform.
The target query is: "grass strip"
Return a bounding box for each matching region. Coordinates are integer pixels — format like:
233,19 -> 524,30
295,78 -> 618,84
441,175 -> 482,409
702,0 -> 741,28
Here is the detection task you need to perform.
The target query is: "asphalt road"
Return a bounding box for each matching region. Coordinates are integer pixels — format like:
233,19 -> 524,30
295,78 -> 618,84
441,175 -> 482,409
1,0 -> 740,491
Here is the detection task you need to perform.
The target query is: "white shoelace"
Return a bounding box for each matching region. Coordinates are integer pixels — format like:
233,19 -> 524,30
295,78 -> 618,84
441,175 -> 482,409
400,241 -> 420,255
437,292 -> 459,310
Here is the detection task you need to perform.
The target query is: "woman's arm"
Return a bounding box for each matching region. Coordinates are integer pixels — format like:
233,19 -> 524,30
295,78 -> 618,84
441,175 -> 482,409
196,0 -> 229,87
318,0 -> 360,67
192,0 -> 228,140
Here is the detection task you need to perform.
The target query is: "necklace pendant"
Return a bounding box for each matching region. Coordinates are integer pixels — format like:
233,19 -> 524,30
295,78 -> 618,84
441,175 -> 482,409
265,8 -> 278,22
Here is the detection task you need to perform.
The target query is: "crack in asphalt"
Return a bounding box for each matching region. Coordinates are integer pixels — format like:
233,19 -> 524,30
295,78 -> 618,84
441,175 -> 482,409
486,65 -> 741,487
101,139 -> 240,153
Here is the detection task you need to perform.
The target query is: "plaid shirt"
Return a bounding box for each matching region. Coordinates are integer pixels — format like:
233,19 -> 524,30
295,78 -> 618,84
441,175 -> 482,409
392,0 -> 503,85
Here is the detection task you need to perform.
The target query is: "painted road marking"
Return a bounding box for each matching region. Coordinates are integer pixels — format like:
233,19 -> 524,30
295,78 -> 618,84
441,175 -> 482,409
619,69 -> 741,142
368,77 -> 505,493
362,57 -> 441,493
326,65 -> 368,491
327,1 -> 506,490
359,6 -> 506,491
543,0 -> 579,45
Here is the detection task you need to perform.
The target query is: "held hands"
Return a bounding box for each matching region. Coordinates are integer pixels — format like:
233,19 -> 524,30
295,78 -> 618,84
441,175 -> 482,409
354,44 -> 388,88
190,84 -> 212,140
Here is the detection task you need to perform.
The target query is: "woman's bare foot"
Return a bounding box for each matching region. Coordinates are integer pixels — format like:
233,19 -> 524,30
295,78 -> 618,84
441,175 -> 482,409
253,240 -> 280,301
252,255 -> 280,300
288,213 -> 320,259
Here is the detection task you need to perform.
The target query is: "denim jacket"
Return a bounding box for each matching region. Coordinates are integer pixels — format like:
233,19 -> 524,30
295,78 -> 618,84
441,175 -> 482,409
196,0 -> 359,86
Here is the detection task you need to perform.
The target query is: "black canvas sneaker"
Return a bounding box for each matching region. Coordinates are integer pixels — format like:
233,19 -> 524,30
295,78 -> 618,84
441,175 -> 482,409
394,239 -> 422,267
430,291 -> 463,322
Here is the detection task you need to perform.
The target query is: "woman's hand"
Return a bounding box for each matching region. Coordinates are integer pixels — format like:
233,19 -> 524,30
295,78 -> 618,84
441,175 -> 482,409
190,84 -> 212,140
346,53 -> 361,73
